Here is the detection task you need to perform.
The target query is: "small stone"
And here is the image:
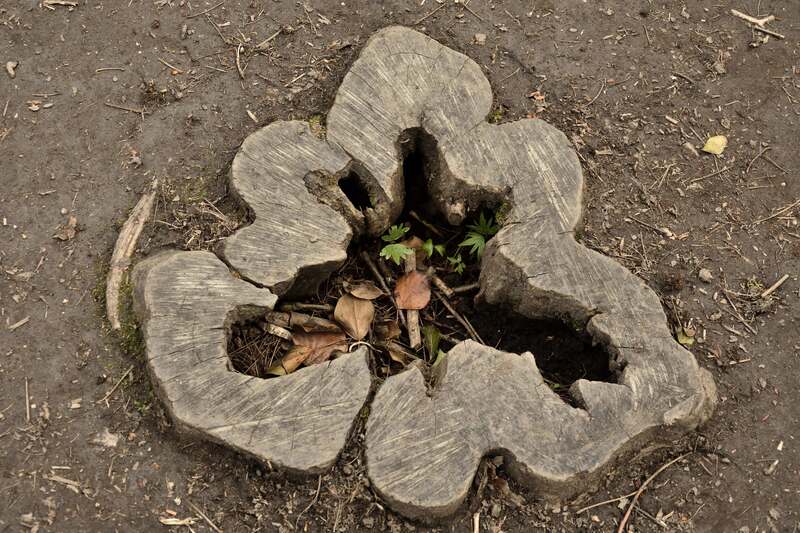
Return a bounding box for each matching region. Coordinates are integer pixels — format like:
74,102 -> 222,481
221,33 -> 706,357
362,515 -> 374,528
683,142 -> 699,157
758,377 -> 767,389
474,33 -> 486,46
698,268 -> 713,283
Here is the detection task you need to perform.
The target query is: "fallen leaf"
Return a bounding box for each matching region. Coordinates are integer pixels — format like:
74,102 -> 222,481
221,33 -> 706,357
347,280 -> 383,300
266,345 -> 313,375
54,215 -> 78,241
422,325 -> 441,357
702,135 -> 727,155
385,341 -> 411,365
292,330 -> 348,365
334,294 -> 374,340
375,320 -> 401,341
394,271 -> 431,310
676,326 -> 695,347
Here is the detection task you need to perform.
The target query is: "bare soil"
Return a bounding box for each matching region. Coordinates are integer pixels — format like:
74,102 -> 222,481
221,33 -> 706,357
1,1 -> 798,532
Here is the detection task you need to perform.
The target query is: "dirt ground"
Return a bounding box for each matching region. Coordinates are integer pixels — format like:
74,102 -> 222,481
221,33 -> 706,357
1,0 -> 799,531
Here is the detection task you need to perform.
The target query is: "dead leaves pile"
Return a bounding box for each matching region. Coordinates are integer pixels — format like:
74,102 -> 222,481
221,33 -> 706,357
266,272 -> 434,376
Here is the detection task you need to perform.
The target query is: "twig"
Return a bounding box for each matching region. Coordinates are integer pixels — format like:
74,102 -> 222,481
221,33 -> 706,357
25,378 -> 30,423
158,57 -> 184,74
96,365 -> 134,405
730,9 -> 774,27
498,67 -> 521,84
427,267 -> 454,298
95,67 -> 125,73
263,323 -> 293,341
452,282 -> 480,294
435,290 -> 483,343
404,254 -> 422,350
294,475 -> 322,531
617,453 -> 689,533
284,71 -> 307,87
673,72 -> 696,85
753,198 -> 800,225
414,3 -> 445,25
585,80 -> 606,106
409,210 -> 443,237
360,251 -> 391,295
186,0 -> 224,19
106,179 -> 158,329
747,147 -> 770,173
235,45 -> 245,79
461,2 -> 484,21
684,166 -> 729,185
277,302 -> 333,313
187,501 -> 222,533
255,28 -> 282,49
104,102 -> 149,115
752,25 -> 785,39
575,490 -> 639,515
761,274 -> 789,299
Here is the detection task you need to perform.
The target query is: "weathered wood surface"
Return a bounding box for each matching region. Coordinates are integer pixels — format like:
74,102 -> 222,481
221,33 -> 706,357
133,25 -> 716,521
132,250 -> 371,473
335,27 -> 717,519
219,121 -> 353,296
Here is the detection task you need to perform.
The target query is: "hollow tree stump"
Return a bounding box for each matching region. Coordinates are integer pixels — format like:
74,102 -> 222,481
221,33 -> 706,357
132,26 -> 716,522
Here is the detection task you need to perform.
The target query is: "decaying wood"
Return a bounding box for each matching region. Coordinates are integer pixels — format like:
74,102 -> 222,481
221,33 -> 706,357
134,25 -> 718,521
106,179 -> 157,330
327,27 -> 716,520
132,251 -> 371,472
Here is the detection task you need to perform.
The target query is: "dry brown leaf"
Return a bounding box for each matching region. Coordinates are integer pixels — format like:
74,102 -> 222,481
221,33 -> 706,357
374,320 -> 402,341
347,280 -> 384,300
400,236 -> 427,265
385,341 -> 411,365
292,330 -> 348,365
334,294 -> 374,340
266,345 -> 312,375
394,271 -> 431,310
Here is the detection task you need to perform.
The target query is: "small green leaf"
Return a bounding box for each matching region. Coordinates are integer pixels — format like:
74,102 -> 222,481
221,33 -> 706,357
434,244 -> 446,256
422,325 -> 441,358
422,238 -> 434,258
380,243 -> 413,265
467,212 -> 499,237
459,231 -> 486,257
432,349 -> 446,368
447,254 -> 465,274
382,224 -> 410,242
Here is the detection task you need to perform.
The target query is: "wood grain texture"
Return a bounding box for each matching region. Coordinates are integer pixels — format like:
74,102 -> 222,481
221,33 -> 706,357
219,121 -> 353,296
336,27 -> 717,519
133,250 -> 371,473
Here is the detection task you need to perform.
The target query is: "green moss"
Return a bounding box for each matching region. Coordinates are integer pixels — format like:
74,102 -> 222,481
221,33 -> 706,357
117,275 -> 145,358
488,106 -> 506,124
308,114 -> 326,138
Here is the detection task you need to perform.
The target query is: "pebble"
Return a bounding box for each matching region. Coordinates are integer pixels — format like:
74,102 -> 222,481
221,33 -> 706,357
699,268 -> 713,283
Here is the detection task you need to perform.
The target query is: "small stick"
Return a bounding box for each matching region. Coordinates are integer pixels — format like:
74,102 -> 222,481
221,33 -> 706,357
498,67 -> 521,84
294,475 -> 322,531
185,0 -> 224,19
617,454 -> 688,533
585,80 -> 606,106
753,198 -> 800,225
25,378 -> 30,423
277,302 -> 333,313
107,179 -> 158,330
95,67 -> 125,73
414,3 -> 445,25
187,501 -> 222,533
730,9 -> 774,27
158,57 -> 184,74
104,102 -> 149,115
427,267 -> 454,298
235,45 -> 245,79
684,166 -> 729,185
96,365 -> 134,405
263,323 -> 293,341
452,282 -> 480,294
360,252 -> 406,326
761,274 -> 789,299
408,210 -> 443,237
574,489 -> 639,515
747,147 -> 770,173
404,254 -> 422,350
462,3 -> 484,21
753,25 -> 785,39
255,28 -> 282,49
435,290 -> 483,343
284,71 -> 308,87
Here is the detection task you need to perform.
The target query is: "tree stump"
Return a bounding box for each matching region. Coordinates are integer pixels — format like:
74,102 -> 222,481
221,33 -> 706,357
132,26 -> 716,521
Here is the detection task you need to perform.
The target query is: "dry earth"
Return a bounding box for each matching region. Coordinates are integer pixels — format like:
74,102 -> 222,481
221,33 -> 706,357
1,1 -> 798,532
